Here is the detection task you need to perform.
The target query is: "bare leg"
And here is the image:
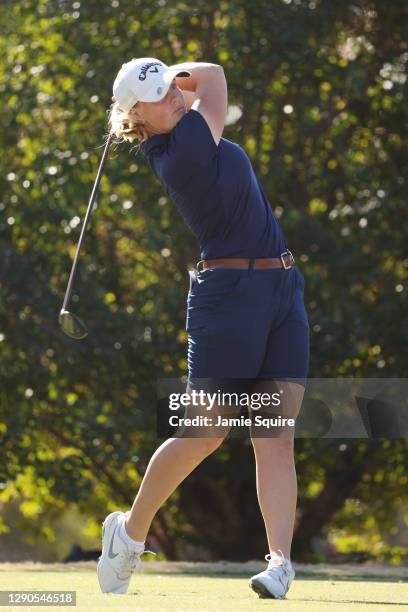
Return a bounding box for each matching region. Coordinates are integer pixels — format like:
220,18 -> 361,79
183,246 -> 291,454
125,386 -> 236,542
125,436 -> 224,541
251,437 -> 297,558
250,381 -> 305,558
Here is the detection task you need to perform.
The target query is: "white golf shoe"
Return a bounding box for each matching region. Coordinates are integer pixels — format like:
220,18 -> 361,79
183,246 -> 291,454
249,549 -> 295,599
97,510 -> 155,594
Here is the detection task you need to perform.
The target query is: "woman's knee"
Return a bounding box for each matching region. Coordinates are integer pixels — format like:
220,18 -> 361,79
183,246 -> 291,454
184,435 -> 225,459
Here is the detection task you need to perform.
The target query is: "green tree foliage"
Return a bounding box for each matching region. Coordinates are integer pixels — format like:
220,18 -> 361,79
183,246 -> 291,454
0,0 -> 407,562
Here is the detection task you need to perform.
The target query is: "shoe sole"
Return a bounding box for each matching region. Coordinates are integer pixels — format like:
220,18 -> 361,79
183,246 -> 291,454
249,578 -> 284,599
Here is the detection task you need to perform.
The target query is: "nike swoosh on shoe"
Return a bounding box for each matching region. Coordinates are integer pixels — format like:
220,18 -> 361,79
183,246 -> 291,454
108,524 -> 119,559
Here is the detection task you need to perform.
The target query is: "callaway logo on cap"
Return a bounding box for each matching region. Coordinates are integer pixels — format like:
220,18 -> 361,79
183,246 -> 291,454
112,57 -> 191,113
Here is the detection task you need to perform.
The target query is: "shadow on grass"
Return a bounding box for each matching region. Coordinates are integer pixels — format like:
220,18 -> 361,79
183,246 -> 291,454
293,574 -> 407,584
289,598 -> 407,607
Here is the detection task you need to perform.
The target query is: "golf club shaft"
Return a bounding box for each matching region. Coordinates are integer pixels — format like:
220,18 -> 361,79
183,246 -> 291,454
61,132 -> 114,313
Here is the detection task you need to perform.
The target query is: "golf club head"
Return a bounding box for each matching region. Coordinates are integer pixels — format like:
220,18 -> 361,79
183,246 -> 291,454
59,309 -> 88,340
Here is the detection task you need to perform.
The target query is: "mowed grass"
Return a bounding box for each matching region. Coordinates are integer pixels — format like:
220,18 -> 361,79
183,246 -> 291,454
0,564 -> 407,612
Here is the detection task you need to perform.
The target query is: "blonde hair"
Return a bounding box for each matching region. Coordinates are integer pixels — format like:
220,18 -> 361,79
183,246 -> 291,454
106,96 -> 150,145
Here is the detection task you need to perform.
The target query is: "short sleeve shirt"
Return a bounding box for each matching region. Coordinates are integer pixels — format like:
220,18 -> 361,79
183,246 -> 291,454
140,109 -> 288,260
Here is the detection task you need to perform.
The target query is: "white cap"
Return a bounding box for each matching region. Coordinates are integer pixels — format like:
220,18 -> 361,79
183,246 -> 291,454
112,57 -> 191,113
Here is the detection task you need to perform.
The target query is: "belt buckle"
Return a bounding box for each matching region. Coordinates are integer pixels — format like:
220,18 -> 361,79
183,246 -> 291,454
196,259 -> 205,273
280,249 -> 295,270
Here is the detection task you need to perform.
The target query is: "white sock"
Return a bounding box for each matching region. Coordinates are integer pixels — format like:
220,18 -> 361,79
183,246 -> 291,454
118,517 -> 145,550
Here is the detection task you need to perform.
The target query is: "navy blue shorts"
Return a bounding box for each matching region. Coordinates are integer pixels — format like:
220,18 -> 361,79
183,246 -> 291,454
185,262 -> 310,389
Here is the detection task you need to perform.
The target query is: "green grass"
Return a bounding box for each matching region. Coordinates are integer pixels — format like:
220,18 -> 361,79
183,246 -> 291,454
0,564 -> 407,611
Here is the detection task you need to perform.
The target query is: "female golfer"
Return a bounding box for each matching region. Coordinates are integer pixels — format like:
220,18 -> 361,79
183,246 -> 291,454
97,57 -> 310,600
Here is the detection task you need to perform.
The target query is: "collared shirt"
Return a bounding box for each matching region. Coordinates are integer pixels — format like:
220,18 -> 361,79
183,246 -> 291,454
140,109 -> 288,260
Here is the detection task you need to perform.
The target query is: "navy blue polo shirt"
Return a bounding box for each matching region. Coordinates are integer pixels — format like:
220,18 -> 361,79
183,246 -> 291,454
140,109 -> 288,260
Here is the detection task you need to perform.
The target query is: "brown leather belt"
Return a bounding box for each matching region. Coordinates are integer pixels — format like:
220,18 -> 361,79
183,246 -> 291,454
197,250 -> 295,272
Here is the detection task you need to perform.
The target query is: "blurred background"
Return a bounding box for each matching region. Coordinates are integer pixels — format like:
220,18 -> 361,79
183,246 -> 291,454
0,0 -> 407,565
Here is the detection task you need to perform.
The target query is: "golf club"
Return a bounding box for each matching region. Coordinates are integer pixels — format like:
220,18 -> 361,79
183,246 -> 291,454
59,131 -> 114,339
